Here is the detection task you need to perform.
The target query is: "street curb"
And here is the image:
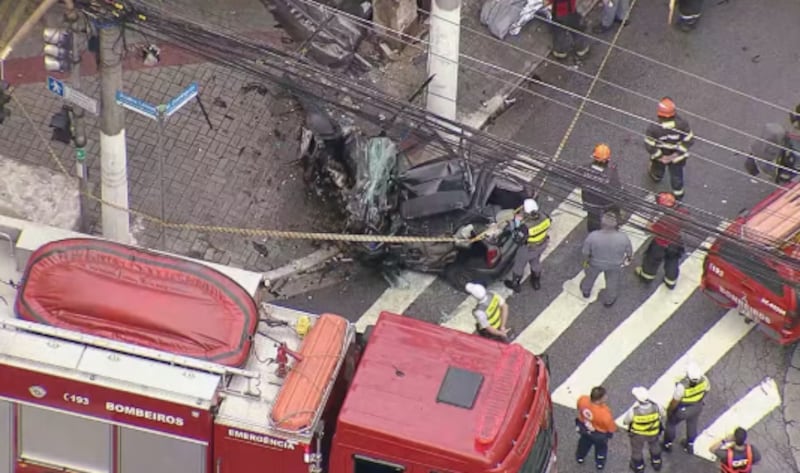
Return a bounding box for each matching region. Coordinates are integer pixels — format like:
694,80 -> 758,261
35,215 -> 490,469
783,344 -> 800,472
459,0 -> 601,130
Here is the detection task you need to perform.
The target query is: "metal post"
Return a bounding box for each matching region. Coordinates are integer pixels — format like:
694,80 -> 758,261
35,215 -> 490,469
98,23 -> 131,243
425,0 -> 461,122
156,114 -> 167,249
64,0 -> 89,233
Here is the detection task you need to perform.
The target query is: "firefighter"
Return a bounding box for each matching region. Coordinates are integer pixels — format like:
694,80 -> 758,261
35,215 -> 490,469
465,283 -> 510,342
622,387 -> 665,472
635,192 -> 688,289
504,198 -> 552,292
581,143 -> 622,233
551,0 -> 590,60
676,0 -> 704,31
575,386 -> 617,470
644,97 -> 694,199
710,427 -> 762,473
746,103 -> 800,183
662,362 -> 710,455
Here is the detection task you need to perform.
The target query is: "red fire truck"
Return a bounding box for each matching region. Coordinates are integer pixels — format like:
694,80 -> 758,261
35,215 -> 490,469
701,181 -> 800,344
0,236 -> 556,473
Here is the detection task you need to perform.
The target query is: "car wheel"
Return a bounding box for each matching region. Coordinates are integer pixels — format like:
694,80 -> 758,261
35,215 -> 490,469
443,262 -> 487,290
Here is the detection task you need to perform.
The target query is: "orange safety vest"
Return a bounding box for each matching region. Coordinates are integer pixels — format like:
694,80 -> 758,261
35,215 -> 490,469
720,445 -> 753,473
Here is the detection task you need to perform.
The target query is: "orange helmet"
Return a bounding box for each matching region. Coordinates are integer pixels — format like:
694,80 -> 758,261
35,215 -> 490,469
657,97 -> 676,118
657,192 -> 677,208
592,143 -> 611,162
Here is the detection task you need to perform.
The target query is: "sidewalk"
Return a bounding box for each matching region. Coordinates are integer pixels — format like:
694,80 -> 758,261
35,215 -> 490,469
0,0 -> 598,284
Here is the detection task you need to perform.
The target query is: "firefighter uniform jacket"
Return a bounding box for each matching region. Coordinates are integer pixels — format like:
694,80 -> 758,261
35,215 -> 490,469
581,163 -> 621,213
645,115 -> 695,163
651,206 -> 689,247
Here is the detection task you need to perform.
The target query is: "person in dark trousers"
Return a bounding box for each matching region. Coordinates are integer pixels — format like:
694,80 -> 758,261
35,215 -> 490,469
505,198 -> 552,292
676,0 -> 704,31
710,427 -> 761,473
576,386 -> 617,470
593,0 -> 631,34
635,192 -> 688,289
465,283 -> 510,342
580,212 -> 633,307
645,97 -> 694,200
622,387 -> 666,472
662,362 -> 710,455
581,143 -> 622,233
745,103 -> 800,184
550,0 -> 590,60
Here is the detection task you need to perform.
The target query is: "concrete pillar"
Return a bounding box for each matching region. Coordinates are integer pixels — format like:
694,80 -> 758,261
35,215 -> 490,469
425,0 -> 461,122
98,24 -> 131,243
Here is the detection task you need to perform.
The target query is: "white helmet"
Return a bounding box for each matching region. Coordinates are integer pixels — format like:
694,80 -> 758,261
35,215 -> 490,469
686,362 -> 704,381
523,198 -> 538,214
632,386 -> 650,403
465,283 -> 487,300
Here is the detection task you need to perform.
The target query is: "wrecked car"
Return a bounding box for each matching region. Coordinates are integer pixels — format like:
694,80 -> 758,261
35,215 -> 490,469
298,100 -> 527,288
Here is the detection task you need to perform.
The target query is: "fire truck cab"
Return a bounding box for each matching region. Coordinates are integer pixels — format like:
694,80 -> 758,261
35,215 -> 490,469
702,181 -> 800,343
0,216 -> 556,473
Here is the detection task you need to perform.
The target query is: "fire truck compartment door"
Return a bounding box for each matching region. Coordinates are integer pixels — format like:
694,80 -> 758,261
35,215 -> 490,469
119,426 -> 206,473
1,400 -> 10,473
18,405 -> 112,472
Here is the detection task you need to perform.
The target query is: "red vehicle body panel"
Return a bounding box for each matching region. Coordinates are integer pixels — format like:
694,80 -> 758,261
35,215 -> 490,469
0,363 -> 213,442
701,183 -> 800,343
14,238 -> 259,367
331,312 -> 552,473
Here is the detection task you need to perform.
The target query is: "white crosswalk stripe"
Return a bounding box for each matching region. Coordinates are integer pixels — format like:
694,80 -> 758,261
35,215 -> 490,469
311,195 -> 783,465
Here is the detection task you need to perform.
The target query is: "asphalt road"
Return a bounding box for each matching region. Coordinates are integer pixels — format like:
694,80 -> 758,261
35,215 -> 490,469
279,1 -> 800,472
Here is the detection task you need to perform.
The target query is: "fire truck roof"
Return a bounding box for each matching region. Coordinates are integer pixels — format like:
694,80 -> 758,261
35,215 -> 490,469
337,312 -> 536,464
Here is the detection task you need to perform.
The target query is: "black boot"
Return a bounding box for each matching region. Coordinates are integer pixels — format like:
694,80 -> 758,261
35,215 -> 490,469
651,454 -> 663,471
504,275 -> 522,293
629,460 -> 645,473
531,272 -> 541,290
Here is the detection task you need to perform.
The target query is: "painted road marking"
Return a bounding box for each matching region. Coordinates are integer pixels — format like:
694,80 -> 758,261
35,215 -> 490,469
551,237 -> 713,408
693,377 -> 782,462
512,214 -> 650,355
615,309 -> 755,427
441,189 -> 587,332
354,272 -> 437,332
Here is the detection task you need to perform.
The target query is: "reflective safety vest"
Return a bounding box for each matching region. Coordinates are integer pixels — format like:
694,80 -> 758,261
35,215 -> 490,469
630,402 -> 661,437
526,216 -> 552,245
477,293 -> 503,329
720,445 -> 754,473
678,376 -> 709,404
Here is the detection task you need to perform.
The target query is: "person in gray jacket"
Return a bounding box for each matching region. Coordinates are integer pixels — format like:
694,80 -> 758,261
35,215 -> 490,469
580,212 -> 633,307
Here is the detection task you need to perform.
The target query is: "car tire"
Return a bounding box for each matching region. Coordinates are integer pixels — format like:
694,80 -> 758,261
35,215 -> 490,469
443,262 -> 486,291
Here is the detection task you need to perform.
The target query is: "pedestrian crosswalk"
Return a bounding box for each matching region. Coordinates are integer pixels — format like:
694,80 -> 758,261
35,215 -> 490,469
279,189 -> 784,465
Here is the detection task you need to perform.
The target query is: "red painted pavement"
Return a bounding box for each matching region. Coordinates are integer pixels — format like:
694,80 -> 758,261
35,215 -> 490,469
2,31 -> 285,87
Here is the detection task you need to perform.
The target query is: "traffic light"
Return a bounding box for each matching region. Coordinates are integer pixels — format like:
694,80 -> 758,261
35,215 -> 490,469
43,27 -> 72,72
0,81 -> 10,125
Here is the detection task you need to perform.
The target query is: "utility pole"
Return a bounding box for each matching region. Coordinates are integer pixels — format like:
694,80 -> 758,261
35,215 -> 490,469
425,0 -> 461,122
64,0 -> 89,233
98,23 -> 131,243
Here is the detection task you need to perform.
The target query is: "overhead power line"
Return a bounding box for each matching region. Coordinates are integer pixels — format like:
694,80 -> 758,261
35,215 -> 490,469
77,0 -> 800,288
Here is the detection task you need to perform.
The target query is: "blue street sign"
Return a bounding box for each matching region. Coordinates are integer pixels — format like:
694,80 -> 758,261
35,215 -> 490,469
164,82 -> 199,118
47,77 -> 64,97
115,90 -> 159,121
